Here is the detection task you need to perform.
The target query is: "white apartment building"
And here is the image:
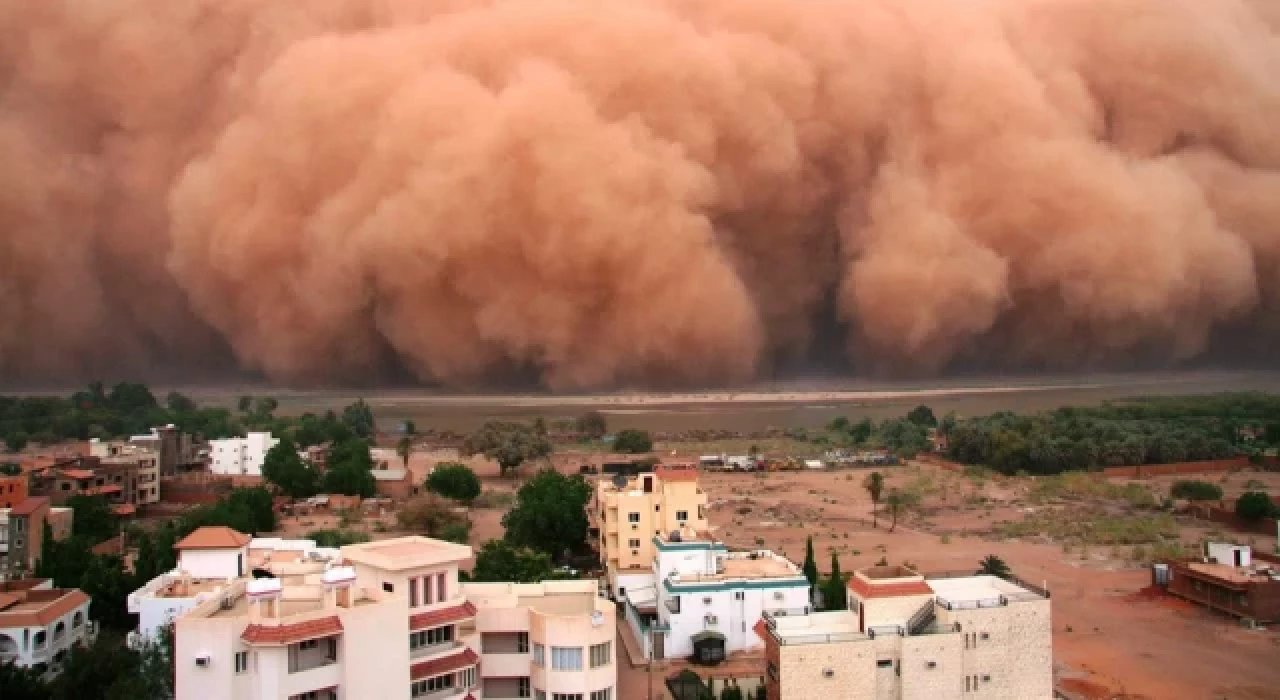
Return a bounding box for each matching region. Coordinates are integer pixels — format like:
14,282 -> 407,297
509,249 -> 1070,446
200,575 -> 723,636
0,578 -> 94,675
171,533 -> 617,700
762,565 -> 1053,700
624,532 -> 810,662
209,433 -> 280,477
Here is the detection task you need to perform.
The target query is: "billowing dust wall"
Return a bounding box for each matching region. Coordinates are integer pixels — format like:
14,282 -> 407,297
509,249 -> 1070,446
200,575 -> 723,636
2,0 -> 1279,389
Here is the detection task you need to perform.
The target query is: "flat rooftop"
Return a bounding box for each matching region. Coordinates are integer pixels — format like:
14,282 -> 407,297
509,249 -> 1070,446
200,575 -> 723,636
670,552 -> 801,584
1184,562 -> 1277,585
767,610 -> 862,644
927,575 -> 1041,604
462,581 -> 602,617
341,536 -> 472,572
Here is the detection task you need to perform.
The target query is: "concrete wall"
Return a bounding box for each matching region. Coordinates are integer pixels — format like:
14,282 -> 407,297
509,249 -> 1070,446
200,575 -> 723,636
937,599 -> 1054,699
179,547 -> 247,579
209,433 -> 278,477
662,582 -> 809,659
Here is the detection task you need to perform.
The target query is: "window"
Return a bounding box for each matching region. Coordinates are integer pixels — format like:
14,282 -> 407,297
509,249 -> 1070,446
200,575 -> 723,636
733,592 -> 744,601
654,505 -> 660,511
533,643 -> 545,667
518,678 -> 532,697
628,512 -> 640,523
424,575 -> 433,605
383,582 -> 395,593
298,639 -> 318,651
61,483 -> 71,490
590,641 -> 611,668
410,626 -> 454,649
517,632 -> 530,653
437,572 -> 446,601
233,651 -> 249,673
410,578 -> 419,607
551,646 -> 583,671
628,539 -> 641,549
553,695 -> 583,700
698,505 -> 705,519
535,691 -> 547,700
412,674 -> 456,696
591,690 -> 613,700
459,666 -> 476,687
676,510 -> 688,522
876,659 -> 893,668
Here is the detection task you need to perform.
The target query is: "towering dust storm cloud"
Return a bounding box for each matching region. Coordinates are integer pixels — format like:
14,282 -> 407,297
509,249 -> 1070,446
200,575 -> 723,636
2,0 -> 1280,389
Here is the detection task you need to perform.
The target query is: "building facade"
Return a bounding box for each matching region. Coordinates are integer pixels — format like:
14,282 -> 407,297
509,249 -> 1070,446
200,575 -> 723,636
171,534 -> 617,700
592,465 -> 708,600
1,501 -> 71,577
209,433 -> 280,477
0,472 -> 29,509
0,578 -> 93,675
90,438 -> 162,507
1162,544 -> 1280,623
763,565 -> 1053,700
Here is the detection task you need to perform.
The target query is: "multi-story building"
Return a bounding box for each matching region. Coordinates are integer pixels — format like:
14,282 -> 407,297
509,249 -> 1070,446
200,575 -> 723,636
127,424 -> 202,476
171,533 -> 617,700
90,438 -> 162,507
1,500 -> 72,577
0,578 -> 94,675
29,455 -> 143,514
762,565 -> 1053,700
591,464 -> 708,600
209,433 -> 280,477
624,532 -> 810,662
0,470 -> 29,509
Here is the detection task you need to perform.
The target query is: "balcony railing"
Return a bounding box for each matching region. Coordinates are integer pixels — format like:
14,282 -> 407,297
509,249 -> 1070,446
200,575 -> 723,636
411,640 -> 461,660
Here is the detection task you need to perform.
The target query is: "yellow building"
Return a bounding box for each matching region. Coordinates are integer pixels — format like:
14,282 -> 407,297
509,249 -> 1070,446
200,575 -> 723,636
591,465 -> 708,600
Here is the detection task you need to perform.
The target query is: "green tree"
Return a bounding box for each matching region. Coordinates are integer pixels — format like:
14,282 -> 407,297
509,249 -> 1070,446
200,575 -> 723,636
879,419 -> 928,455
502,469 -> 591,560
261,437 -> 319,499
237,396 -> 253,413
471,539 -> 556,583
822,551 -> 847,610
906,405 -> 938,428
802,536 -> 819,590
404,419 -> 417,436
306,529 -> 371,547
165,392 -> 197,414
341,399 -> 376,438
396,436 -> 412,467
49,631 -> 167,700
1170,480 -> 1223,502
1235,491 -> 1276,520
462,421 -> 553,477
78,553 -> 135,633
613,429 -> 653,454
66,494 -> 117,544
976,554 -> 1012,579
576,411 -> 608,440
885,488 -> 919,533
863,472 -> 885,528
5,430 -> 30,451
322,438 -> 376,497
426,463 -> 482,503
0,660 -> 48,700
720,686 -> 745,700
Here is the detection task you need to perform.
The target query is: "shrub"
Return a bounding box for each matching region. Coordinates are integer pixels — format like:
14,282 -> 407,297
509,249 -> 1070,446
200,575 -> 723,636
613,429 -> 653,454
1170,480 -> 1223,502
426,463 -> 482,503
397,494 -> 472,539
1235,491 -> 1276,521
306,529 -> 370,547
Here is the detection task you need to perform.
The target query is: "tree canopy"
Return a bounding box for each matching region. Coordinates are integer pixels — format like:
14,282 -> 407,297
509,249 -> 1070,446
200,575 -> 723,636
501,469 -> 592,560
576,411 -> 608,440
341,399 -> 376,438
613,429 -> 653,454
471,539 -> 557,583
821,551 -> 847,610
397,494 -> 472,543
66,494 -> 118,542
261,437 -> 319,499
802,536 -> 819,589
1170,480 -> 1223,502
463,421 -> 552,476
322,438 -> 376,497
906,405 -> 938,427
1235,491 -> 1276,520
426,463 -> 482,503
977,554 -> 1012,579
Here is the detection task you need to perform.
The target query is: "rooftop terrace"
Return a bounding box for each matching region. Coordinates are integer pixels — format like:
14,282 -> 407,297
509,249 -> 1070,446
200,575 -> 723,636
341,536 -> 472,572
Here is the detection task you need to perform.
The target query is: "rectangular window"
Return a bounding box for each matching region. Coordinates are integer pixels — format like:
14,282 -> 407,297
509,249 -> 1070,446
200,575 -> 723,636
459,666 -> 476,688
628,539 -> 640,549
533,643 -> 545,667
234,651 -> 249,673
551,647 -> 583,671
535,691 -> 547,700
676,510 -> 688,522
519,678 -> 532,697
628,512 -> 640,523
409,577 -> 419,607
591,690 -> 613,700
411,674 -> 456,696
383,582 -> 394,593
424,575 -> 433,605
298,639 -> 318,651
326,638 -> 337,661
438,572 -> 446,601
733,591 -> 744,601
552,695 -> 584,700
517,632 -> 530,653
589,641 -> 611,668
876,659 -> 893,668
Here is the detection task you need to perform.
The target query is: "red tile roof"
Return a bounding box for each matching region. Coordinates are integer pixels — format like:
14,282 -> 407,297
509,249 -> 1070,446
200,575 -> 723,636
111,504 -> 137,516
241,616 -> 343,645
410,647 -> 479,680
84,484 -> 122,496
175,526 -> 252,550
8,496 -> 48,516
847,577 -> 933,599
60,469 -> 96,480
409,602 -> 477,631
752,619 -> 770,643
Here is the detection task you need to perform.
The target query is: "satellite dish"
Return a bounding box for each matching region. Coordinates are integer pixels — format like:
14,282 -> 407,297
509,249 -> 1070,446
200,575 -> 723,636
612,474 -> 628,488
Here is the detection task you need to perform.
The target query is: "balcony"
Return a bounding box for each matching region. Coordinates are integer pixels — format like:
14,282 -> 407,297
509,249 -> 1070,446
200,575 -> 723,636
288,636 -> 339,674
412,639 -> 462,661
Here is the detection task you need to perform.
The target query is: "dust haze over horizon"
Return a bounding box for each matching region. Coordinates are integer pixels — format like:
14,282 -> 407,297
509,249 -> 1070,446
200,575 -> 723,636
4,0 -> 1280,391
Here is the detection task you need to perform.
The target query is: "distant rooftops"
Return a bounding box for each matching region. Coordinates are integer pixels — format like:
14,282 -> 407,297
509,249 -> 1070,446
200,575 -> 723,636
8,496 -> 49,517
174,526 -> 252,550
341,536 -> 472,572
0,580 -> 89,627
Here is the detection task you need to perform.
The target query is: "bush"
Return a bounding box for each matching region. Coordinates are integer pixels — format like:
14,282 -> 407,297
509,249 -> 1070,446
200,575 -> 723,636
397,494 -> 472,539
613,429 -> 653,454
306,529 -> 371,547
1235,491 -> 1276,521
426,463 -> 482,503
1170,480 -> 1223,502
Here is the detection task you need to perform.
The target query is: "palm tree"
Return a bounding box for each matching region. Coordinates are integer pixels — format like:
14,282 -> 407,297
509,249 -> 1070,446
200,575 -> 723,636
863,471 -> 885,528
396,436 -> 412,467
976,554 -> 1012,580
